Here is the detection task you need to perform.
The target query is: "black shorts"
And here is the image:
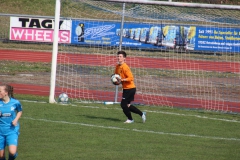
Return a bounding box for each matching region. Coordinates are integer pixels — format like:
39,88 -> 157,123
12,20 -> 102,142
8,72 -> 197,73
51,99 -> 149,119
122,88 -> 136,103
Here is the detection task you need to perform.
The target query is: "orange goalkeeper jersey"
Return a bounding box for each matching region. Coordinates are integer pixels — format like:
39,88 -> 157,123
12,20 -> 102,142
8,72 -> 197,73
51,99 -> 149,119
115,63 -> 136,89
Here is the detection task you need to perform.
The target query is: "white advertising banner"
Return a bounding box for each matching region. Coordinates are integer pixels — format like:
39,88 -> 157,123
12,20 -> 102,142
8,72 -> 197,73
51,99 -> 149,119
10,17 -> 72,43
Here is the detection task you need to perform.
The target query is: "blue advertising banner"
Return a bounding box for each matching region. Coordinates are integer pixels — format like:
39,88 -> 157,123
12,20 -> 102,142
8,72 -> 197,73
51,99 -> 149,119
71,20 -> 240,53
190,27 -> 240,52
71,20 -> 165,49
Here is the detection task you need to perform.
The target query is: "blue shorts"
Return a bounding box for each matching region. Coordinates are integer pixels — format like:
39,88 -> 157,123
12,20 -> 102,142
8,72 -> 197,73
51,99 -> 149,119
0,133 -> 19,150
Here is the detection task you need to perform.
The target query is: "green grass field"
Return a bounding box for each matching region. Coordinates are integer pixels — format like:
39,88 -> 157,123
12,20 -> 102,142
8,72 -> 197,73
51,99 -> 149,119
1,1 -> 240,159
14,95 -> 240,160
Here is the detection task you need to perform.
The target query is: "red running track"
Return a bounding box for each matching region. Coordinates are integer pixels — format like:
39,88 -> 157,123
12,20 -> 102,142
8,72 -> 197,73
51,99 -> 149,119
11,83 -> 240,113
1,49 -> 240,112
8,83 -> 240,113
1,49 -> 240,73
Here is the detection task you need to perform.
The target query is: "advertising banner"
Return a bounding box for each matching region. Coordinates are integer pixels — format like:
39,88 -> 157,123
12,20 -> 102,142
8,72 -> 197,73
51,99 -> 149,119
71,20 -> 240,53
192,27 -> 240,52
9,17 -> 239,53
10,17 -> 72,43
71,20 -> 165,49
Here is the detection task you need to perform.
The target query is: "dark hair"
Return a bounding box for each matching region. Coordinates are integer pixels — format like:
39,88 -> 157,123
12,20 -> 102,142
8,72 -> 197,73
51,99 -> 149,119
1,84 -> 14,98
117,51 -> 127,58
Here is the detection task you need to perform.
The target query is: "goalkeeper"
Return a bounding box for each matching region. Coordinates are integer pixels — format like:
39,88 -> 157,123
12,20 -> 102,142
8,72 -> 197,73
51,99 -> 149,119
114,51 -> 146,123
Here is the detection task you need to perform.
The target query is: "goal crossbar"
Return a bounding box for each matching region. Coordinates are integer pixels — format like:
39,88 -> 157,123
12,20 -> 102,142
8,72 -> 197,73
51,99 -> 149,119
104,0 -> 240,10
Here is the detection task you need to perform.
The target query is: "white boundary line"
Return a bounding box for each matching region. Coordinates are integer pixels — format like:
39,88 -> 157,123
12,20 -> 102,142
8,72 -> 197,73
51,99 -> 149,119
78,105 -> 240,124
23,117 -> 240,141
146,110 -> 240,123
21,100 -> 240,123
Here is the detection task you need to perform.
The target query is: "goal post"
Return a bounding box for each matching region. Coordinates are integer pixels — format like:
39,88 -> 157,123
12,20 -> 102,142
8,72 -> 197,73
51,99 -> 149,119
50,0 -> 240,113
114,2 -> 126,103
49,0 -> 61,103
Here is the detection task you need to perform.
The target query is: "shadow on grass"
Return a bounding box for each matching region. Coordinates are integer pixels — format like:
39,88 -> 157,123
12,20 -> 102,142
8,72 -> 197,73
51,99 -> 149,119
81,115 -> 122,122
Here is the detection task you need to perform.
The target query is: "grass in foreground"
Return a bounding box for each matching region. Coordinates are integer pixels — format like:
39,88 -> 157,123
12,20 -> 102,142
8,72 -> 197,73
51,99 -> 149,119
15,95 -> 240,160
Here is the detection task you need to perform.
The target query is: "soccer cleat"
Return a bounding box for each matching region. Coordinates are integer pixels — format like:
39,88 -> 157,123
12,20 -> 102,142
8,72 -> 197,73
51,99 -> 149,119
124,119 -> 134,123
142,112 -> 146,123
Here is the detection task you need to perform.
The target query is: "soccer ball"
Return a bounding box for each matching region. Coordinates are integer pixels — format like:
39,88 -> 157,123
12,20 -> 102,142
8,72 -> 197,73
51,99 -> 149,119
111,74 -> 121,85
58,93 -> 69,103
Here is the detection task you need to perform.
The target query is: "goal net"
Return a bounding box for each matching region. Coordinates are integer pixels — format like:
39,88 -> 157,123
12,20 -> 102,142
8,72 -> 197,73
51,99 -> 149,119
52,0 -> 240,112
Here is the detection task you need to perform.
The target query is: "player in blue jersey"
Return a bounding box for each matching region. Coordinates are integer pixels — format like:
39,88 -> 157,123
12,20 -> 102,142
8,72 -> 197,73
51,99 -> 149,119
0,84 -> 22,160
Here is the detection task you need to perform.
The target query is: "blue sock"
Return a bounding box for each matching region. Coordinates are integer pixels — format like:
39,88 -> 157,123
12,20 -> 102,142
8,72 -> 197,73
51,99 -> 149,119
8,153 -> 17,160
